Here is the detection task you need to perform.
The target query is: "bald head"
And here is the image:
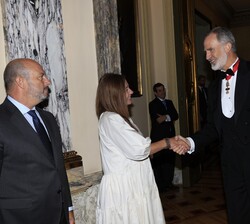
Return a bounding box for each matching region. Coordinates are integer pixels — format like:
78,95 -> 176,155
3,58 -> 51,108
4,58 -> 37,93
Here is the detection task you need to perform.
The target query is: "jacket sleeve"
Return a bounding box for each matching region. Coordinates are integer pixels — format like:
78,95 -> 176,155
166,100 -> 179,121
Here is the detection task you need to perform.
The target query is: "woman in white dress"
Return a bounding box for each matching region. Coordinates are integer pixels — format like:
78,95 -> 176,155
95,74 -> 185,224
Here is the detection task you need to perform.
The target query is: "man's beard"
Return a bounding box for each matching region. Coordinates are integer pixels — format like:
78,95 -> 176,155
28,85 -> 49,103
211,50 -> 227,71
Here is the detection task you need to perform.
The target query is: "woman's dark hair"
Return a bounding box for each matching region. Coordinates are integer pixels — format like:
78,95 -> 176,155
96,73 -> 130,121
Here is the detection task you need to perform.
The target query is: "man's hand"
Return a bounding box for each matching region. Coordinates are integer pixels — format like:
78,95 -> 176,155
156,114 -> 167,123
168,135 -> 191,155
69,211 -> 75,224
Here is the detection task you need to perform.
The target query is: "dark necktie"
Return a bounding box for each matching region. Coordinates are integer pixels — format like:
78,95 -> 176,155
219,68 -> 234,79
201,87 -> 207,102
28,110 -> 53,158
162,100 -> 167,110
220,59 -> 240,79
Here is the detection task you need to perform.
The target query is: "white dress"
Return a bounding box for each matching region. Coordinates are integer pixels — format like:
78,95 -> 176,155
96,112 -> 165,224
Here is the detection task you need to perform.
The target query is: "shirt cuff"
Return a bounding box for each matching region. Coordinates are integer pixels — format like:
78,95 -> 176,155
68,206 -> 74,211
186,137 -> 195,154
165,115 -> 171,122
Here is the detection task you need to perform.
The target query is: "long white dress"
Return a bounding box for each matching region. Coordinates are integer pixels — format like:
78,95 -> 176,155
96,112 -> 165,224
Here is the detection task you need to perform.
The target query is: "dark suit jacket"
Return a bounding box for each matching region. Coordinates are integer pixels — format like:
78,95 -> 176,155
198,86 -> 208,127
149,98 -> 178,142
0,98 -> 72,224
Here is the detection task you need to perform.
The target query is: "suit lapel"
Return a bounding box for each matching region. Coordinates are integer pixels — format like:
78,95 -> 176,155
216,78 -> 222,131
234,60 -> 250,123
35,109 -> 57,166
37,109 -> 59,167
208,76 -> 222,133
156,98 -> 167,113
5,99 -> 55,165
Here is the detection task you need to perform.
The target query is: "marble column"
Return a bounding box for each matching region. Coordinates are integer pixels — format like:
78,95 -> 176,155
93,0 -> 121,78
1,0 -> 71,152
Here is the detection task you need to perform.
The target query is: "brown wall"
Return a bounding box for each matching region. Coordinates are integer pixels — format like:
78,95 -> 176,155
195,0 -> 229,27
195,0 -> 250,61
231,26 -> 250,61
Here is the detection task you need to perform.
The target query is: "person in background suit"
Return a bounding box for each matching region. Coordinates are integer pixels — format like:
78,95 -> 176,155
0,58 -> 75,224
175,27 -> 250,224
197,74 -> 208,129
149,83 -> 179,192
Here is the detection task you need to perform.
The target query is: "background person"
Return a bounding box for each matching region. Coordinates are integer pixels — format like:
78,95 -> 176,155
149,83 -> 179,192
197,75 -> 208,129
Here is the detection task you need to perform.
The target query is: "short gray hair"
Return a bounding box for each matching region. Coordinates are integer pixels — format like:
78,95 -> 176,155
207,26 -> 236,52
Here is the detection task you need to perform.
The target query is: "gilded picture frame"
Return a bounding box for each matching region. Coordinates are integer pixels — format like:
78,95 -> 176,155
117,0 -> 142,97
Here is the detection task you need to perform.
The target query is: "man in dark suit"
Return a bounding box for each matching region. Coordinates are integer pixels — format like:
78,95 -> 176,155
177,27 -> 250,224
0,58 -> 75,224
149,83 -> 179,192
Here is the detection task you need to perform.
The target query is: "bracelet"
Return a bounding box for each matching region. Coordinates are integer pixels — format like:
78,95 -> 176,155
165,138 -> 170,149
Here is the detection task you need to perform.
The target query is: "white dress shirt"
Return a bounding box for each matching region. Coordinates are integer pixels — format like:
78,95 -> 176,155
7,95 -> 49,134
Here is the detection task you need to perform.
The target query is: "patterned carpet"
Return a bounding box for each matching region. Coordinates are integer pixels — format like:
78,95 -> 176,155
160,146 -> 228,223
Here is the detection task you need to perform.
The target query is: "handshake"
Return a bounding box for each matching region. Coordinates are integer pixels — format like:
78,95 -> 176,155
167,136 -> 191,155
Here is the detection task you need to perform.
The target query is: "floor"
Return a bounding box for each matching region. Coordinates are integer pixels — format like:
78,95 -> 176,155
160,146 -> 228,224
